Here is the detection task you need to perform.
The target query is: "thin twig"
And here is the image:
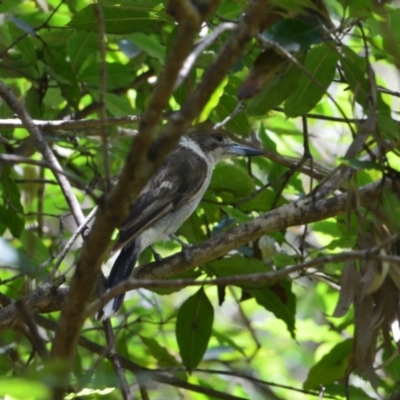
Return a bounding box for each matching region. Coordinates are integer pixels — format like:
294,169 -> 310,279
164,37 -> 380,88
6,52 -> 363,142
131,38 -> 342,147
15,299 -> 49,359
49,206 -> 98,279
93,2 -> 111,186
86,236 -> 399,318
0,81 -> 86,227
174,22 -> 237,89
103,320 -> 133,400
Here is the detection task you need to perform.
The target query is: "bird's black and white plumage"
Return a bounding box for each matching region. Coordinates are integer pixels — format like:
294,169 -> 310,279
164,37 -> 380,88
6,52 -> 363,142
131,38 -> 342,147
98,126 -> 264,320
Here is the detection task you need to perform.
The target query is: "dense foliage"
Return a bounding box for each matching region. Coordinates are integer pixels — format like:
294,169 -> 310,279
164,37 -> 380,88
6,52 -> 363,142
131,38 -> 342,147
1,0 -> 400,399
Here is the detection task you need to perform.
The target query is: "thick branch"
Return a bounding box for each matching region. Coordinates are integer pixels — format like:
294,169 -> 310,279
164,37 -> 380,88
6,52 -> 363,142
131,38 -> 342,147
50,4 -> 203,376
0,178 -> 389,334
135,179 -> 386,279
0,115 -> 141,131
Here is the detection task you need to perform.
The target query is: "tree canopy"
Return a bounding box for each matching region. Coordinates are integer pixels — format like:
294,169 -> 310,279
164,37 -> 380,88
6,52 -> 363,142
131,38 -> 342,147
1,0 -> 400,399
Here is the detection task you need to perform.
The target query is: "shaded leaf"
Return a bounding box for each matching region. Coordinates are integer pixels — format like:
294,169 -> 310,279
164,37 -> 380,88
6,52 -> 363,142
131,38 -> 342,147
0,167 -> 24,237
262,18 -> 324,52
176,288 -> 214,370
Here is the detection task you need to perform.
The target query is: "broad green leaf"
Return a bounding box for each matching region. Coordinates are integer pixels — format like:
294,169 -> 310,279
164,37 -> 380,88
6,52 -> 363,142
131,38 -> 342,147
324,384 -> 375,400
67,31 -> 98,73
238,188 -> 278,213
206,255 -> 270,280
209,164 -> 255,201
8,22 -> 36,66
251,280 -> 296,339
80,63 -> 134,90
68,5 -> 160,34
340,45 -> 369,107
248,64 -> 302,116
0,167 -> 24,237
262,18 -> 324,52
105,93 -> 135,116
176,288 -> 214,370
45,48 -> 81,108
0,378 -> 50,399
212,329 -> 246,356
304,339 -> 353,389
284,43 -> 338,117
215,94 -> 249,135
179,212 -> 206,244
141,336 -> 181,368
127,33 -> 166,64
19,229 -> 49,268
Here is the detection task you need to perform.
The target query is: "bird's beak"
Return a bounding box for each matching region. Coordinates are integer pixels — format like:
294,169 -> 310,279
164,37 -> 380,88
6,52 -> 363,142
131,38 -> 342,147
226,142 -> 264,157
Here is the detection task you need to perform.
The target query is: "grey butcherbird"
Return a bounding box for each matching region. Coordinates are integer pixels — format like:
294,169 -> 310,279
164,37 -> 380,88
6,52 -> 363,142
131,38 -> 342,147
98,126 -> 264,320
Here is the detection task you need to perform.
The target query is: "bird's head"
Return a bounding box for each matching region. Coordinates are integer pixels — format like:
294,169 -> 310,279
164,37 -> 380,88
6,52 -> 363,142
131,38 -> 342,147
187,126 -> 264,164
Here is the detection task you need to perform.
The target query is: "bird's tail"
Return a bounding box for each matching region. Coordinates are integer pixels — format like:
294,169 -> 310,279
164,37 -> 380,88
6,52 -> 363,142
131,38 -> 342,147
97,239 -> 141,321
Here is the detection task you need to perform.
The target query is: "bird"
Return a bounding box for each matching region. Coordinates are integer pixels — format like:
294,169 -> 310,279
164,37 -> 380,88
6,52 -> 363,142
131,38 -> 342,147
97,125 -> 264,320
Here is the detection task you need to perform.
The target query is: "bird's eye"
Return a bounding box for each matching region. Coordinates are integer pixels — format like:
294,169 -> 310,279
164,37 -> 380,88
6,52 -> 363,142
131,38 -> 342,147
214,133 -> 224,142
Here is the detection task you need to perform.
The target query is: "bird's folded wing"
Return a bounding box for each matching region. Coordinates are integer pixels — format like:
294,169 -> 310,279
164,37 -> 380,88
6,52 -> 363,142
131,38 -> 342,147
112,148 -> 208,251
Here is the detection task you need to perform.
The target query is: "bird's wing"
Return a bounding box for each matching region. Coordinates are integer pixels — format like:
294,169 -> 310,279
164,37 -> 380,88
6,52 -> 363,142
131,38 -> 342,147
112,147 -> 209,251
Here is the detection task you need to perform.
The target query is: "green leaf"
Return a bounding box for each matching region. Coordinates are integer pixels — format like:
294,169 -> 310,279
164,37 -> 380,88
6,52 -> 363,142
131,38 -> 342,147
19,229 -> 49,268
209,164 -> 255,201
339,45 -> 369,107
0,167 -> 24,237
67,31 -> 99,73
68,5 -> 160,34
251,280 -> 296,339
304,339 -> 353,389
212,329 -> 246,356
206,255 -> 269,279
80,63 -> 134,90
176,288 -> 214,371
141,336 -> 181,367
0,378 -> 50,400
247,64 -> 302,116
262,18 -> 324,52
105,93 -> 135,116
238,188 -> 278,213
284,43 -> 338,117
215,94 -> 249,135
127,33 -> 166,64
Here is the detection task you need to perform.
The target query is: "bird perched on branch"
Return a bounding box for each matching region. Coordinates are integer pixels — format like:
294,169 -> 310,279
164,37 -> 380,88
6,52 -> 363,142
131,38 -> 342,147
97,125 -> 264,320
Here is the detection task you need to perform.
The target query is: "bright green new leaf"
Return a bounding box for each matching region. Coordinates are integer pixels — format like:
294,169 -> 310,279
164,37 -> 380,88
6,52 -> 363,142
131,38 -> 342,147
0,378 -> 50,400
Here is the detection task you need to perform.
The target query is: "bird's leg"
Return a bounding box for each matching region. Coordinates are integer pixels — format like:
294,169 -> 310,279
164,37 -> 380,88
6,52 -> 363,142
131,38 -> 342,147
149,245 -> 162,263
170,234 -> 192,262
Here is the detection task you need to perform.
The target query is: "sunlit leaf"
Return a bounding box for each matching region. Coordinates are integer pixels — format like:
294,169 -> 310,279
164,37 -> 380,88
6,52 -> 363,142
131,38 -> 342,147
284,43 -> 338,117
304,339 -> 353,389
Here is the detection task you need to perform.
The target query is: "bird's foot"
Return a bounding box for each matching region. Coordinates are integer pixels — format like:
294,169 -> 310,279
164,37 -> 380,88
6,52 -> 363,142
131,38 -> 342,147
170,234 -> 192,263
150,245 -> 162,263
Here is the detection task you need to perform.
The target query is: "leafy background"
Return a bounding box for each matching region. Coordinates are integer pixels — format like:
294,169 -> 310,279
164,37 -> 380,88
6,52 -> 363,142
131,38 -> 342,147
0,0 -> 400,399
